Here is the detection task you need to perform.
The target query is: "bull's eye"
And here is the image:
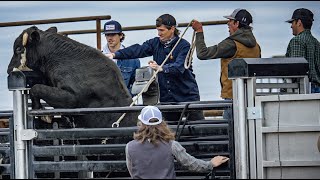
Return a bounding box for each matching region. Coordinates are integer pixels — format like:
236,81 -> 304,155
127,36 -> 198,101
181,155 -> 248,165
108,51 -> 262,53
15,47 -> 22,54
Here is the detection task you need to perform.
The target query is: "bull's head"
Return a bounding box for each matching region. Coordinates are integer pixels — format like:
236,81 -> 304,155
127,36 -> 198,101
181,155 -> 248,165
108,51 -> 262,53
7,26 -> 58,74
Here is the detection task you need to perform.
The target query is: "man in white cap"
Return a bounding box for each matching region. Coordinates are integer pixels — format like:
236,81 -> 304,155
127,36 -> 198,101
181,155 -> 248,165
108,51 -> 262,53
191,8 -> 261,120
125,105 -> 229,179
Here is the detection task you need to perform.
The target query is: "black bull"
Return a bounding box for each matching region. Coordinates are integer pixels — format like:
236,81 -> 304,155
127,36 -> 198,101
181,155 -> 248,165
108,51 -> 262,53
7,26 -> 140,128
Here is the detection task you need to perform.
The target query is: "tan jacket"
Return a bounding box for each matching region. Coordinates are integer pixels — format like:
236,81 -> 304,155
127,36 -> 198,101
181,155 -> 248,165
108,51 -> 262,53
220,41 -> 261,99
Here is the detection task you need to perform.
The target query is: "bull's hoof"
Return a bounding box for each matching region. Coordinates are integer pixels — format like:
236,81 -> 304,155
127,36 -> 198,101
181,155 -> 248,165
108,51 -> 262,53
40,115 -> 53,123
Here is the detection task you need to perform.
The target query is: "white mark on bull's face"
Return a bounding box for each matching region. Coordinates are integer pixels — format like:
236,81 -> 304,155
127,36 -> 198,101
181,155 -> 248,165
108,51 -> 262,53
14,32 -> 33,72
22,32 -> 28,47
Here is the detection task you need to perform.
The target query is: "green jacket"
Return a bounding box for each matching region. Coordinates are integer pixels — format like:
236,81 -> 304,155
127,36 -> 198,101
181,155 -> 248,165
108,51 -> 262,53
286,29 -> 320,85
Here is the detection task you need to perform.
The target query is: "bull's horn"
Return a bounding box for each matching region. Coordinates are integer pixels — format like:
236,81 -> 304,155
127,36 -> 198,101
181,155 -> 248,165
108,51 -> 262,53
22,32 -> 28,47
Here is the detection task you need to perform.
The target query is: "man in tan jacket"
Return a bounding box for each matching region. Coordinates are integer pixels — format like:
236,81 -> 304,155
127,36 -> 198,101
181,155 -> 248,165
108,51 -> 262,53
192,8 -> 261,119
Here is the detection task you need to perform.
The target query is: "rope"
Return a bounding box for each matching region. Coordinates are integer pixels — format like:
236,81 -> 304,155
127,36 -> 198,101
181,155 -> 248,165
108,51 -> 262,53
184,30 -> 196,69
111,20 -> 195,128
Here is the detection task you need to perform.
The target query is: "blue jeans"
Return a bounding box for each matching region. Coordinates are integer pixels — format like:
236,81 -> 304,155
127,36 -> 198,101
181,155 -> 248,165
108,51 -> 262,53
311,83 -> 320,93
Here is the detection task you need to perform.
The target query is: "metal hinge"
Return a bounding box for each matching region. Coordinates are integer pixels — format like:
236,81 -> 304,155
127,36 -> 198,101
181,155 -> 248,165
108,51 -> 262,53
247,107 -> 262,120
20,129 -> 38,140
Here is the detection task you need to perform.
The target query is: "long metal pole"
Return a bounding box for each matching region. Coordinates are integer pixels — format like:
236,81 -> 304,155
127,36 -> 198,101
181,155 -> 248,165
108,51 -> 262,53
237,78 -> 248,179
12,90 -> 27,179
59,20 -> 229,35
0,15 -> 111,27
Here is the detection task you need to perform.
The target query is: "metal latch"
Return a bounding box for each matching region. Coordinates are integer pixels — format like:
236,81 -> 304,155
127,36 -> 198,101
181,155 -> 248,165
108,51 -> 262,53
20,129 -> 38,140
247,107 -> 262,120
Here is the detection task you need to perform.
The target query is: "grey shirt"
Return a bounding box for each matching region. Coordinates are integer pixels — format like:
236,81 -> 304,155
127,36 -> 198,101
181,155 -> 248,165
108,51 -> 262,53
125,140 -> 213,178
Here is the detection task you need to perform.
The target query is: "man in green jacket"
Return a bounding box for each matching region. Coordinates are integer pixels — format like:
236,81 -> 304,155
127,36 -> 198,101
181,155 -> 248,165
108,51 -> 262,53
285,8 -> 320,93
192,8 -> 261,119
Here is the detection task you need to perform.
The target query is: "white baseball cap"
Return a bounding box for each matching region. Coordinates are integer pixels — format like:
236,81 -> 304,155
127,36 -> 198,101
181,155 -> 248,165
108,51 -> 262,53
138,106 -> 163,126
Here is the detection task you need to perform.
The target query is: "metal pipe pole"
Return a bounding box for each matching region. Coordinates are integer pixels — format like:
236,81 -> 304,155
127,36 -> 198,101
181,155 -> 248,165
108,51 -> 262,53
12,90 -> 28,179
96,19 -> 101,50
236,78 -> 248,179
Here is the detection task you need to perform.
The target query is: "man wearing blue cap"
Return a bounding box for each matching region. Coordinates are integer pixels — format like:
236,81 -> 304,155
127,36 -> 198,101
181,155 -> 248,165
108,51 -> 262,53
102,20 -> 141,96
285,8 -> 320,93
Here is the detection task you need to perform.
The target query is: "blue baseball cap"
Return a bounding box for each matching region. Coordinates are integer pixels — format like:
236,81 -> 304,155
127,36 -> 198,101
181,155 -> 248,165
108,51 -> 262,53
103,20 -> 122,34
138,106 -> 163,126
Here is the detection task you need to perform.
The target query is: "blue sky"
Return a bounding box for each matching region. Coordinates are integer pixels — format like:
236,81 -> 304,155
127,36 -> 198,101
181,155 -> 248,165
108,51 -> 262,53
0,1 -> 319,110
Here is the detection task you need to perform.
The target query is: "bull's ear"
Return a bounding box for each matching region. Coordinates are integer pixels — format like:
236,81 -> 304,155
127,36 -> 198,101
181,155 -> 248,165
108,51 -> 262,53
46,27 -> 58,33
30,30 -> 40,44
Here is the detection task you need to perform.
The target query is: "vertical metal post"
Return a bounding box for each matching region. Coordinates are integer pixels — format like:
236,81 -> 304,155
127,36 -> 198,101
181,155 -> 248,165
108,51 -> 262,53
246,78 -> 257,178
232,78 -> 248,179
96,19 -> 101,50
299,75 -> 310,94
12,90 -> 28,179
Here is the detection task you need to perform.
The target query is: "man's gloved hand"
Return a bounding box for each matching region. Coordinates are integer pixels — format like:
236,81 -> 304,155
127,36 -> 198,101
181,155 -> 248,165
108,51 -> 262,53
191,19 -> 203,33
105,53 -> 114,60
148,60 -> 163,72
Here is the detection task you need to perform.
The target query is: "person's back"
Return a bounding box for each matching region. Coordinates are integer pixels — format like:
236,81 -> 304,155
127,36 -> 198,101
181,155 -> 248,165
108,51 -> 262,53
127,140 -> 175,179
125,106 -> 229,179
285,8 -> 320,93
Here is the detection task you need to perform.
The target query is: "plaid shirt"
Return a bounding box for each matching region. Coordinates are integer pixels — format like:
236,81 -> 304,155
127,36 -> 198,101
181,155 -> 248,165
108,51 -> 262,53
286,30 -> 320,84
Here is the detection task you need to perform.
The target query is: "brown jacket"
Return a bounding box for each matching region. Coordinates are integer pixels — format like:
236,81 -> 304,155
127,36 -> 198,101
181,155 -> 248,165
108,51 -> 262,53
220,41 -> 260,98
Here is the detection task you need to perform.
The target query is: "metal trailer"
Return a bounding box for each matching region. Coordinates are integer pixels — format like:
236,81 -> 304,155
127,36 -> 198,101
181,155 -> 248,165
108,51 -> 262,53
229,57 -> 320,179
2,70 -> 235,179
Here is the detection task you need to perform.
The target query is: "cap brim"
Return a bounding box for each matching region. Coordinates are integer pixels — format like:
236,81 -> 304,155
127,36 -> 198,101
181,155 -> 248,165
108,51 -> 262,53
223,15 -> 235,20
102,31 -> 122,34
285,19 -> 294,23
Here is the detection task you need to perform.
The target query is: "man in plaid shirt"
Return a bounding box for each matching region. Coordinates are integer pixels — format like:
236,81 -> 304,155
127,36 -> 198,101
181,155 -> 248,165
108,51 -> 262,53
285,8 -> 320,93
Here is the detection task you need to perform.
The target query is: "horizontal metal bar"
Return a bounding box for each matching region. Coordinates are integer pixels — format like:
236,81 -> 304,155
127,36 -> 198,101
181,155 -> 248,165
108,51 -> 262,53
256,92 -> 297,96
28,103 -> 232,116
0,15 -> 111,27
59,20 -> 229,35
32,141 -> 229,156
35,124 -> 229,140
262,125 -> 320,133
0,164 -> 10,174
0,132 -> 9,136
0,128 -> 9,132
256,83 -> 299,89
263,160 -> 320,167
32,159 -> 231,173
167,119 -> 229,125
34,160 -> 127,172
0,111 -> 13,118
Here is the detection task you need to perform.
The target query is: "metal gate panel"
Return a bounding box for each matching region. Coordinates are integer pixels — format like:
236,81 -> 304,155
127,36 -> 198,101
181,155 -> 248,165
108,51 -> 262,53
254,94 -> 320,179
